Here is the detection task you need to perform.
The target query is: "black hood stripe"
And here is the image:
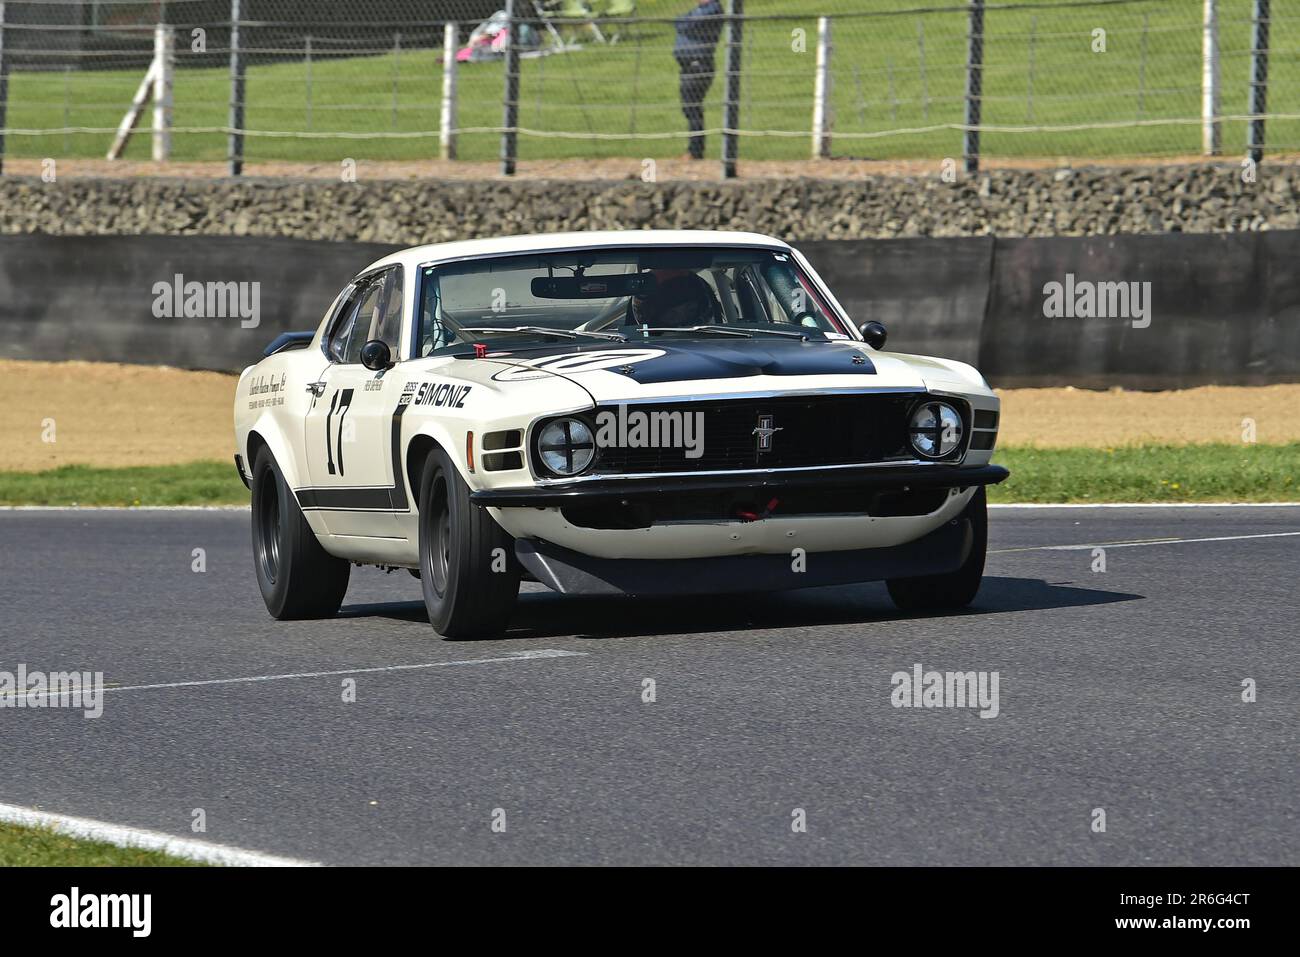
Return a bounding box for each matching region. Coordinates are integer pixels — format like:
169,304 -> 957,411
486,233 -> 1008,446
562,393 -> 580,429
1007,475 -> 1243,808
488,338 -> 875,385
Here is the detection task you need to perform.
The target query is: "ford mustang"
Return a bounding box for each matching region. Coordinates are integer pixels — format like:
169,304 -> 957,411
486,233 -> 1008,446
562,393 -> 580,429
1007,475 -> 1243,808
233,230 -> 1007,638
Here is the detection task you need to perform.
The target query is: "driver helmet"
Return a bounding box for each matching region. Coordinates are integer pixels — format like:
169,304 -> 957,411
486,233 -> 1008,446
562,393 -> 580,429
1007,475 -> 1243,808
630,272 -> 718,328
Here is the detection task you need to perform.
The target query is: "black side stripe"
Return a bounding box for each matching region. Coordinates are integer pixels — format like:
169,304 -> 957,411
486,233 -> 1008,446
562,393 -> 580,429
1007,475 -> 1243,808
297,487 -> 395,511
388,398 -> 411,511
324,390 -> 339,475
297,396 -> 414,513
335,388 -> 355,476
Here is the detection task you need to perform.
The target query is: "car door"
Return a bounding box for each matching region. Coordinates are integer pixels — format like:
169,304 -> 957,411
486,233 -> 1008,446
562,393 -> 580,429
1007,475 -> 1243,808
302,266 -> 408,540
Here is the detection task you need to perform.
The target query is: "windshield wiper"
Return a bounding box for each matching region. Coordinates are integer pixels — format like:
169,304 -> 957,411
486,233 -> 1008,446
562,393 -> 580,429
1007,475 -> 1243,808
455,326 -> 626,342
738,327 -> 813,339
636,324 -> 811,340
636,325 -> 751,338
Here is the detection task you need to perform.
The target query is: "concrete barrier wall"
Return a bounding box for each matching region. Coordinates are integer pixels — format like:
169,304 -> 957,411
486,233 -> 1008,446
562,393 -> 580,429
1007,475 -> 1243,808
803,230 -> 1300,388
0,235 -> 400,372
798,237 -> 993,368
1,231 -> 1296,387
977,231 -> 1300,388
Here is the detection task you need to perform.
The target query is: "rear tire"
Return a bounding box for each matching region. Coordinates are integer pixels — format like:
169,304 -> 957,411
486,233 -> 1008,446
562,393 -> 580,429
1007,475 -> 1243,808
886,487 -> 987,612
250,449 -> 350,619
418,447 -> 520,639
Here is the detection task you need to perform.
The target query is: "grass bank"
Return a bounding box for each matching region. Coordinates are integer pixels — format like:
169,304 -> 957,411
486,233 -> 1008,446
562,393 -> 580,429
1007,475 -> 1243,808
0,445 -> 1295,506
0,822 -> 204,866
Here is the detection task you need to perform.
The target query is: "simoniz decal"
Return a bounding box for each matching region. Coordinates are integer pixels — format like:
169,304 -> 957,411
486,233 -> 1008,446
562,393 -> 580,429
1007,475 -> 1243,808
411,380 -> 473,409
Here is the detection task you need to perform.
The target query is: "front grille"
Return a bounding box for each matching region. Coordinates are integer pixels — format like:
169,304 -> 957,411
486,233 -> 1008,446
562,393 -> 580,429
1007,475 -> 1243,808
587,392 -> 924,475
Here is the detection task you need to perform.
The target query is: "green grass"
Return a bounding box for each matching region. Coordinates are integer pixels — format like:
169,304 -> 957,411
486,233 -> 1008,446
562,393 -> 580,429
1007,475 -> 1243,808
0,462 -> 248,507
0,822 -> 206,866
988,443 -> 1300,503
0,445 -> 1296,506
7,0 -> 1299,164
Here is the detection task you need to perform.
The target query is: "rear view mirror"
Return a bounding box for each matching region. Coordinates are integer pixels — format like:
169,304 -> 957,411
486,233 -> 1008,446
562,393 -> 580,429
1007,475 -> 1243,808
360,339 -> 393,371
531,274 -> 657,299
859,321 -> 888,350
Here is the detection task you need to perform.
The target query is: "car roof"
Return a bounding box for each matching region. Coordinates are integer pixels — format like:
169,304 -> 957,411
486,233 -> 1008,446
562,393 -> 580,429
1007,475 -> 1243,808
360,229 -> 792,274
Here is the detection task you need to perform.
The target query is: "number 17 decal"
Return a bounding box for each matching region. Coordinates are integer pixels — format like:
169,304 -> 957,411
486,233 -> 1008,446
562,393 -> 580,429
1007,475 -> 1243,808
325,388 -> 354,476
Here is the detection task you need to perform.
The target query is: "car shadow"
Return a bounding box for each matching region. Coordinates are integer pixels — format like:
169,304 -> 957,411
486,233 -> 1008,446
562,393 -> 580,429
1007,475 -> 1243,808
338,576 -> 1142,641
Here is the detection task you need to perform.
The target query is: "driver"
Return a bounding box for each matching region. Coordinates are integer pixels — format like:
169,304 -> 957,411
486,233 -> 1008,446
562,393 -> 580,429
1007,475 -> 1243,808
628,271 -> 720,328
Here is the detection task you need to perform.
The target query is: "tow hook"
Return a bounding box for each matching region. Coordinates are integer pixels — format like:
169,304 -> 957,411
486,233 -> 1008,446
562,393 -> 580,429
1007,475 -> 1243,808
737,497 -> 780,523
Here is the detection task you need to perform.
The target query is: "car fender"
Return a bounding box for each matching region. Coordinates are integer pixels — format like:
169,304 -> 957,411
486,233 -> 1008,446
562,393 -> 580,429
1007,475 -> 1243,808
394,357 -> 596,503
244,410 -> 310,490
234,351 -> 327,499
402,415 -> 470,493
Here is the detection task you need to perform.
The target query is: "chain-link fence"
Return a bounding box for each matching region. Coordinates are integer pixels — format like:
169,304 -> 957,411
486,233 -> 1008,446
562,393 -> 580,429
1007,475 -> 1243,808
0,0 -> 1296,174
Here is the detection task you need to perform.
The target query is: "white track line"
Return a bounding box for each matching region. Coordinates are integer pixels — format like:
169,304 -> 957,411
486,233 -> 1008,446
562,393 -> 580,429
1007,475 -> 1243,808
991,530 -> 1300,554
989,502 -> 1300,509
0,803 -> 319,867
0,649 -> 586,704
0,505 -> 248,512
4,503 -> 1299,512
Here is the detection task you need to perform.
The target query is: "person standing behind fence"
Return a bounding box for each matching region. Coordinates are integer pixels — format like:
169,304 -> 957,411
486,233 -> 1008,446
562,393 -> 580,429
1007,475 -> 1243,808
674,0 -> 724,160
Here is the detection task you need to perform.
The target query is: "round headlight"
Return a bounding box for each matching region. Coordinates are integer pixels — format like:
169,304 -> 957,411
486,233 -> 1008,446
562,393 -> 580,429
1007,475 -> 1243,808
537,417 -> 596,475
909,401 -> 963,458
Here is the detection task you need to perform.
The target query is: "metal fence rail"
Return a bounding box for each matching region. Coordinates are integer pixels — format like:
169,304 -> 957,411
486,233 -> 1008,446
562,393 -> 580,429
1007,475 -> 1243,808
0,0 -> 1296,176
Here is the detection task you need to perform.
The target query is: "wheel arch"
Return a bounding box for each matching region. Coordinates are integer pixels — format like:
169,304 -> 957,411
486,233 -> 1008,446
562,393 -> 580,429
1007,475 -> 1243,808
244,413 -> 308,491
405,433 -> 442,512
403,411 -> 482,513
246,430 -> 270,473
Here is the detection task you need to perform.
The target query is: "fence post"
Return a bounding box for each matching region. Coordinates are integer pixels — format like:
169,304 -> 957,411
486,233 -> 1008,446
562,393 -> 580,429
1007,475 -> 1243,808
963,0 -> 983,174
1136,13 -> 1149,119
305,34 -> 312,130
391,32 -> 401,130
152,24 -> 174,162
1026,14 -> 1037,122
811,17 -> 832,159
501,0 -> 519,175
229,0 -> 245,176
722,0 -> 743,179
441,22 -> 458,161
917,20 -> 929,121
1202,0 -> 1220,155
0,1 -> 8,176
1247,0 -> 1269,164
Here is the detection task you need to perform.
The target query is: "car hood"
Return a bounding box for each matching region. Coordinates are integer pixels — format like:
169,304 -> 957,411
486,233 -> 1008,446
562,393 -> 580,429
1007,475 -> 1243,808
471,338 -> 932,402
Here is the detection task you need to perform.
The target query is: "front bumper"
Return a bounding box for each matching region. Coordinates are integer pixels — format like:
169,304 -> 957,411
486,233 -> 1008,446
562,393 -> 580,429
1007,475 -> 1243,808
515,515 -> 973,596
471,463 -> 1009,508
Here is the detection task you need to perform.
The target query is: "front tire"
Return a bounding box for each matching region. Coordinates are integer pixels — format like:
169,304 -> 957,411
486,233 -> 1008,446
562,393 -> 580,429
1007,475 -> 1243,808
250,449 -> 350,619
418,447 -> 520,639
886,487 -> 987,612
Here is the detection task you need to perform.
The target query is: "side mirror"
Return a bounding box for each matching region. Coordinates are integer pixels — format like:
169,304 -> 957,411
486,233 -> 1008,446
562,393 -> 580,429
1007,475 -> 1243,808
859,320 -> 887,350
360,339 -> 393,372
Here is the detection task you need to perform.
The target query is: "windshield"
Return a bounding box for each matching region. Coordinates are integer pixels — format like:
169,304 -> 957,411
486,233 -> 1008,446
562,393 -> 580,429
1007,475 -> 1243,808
415,247 -> 849,356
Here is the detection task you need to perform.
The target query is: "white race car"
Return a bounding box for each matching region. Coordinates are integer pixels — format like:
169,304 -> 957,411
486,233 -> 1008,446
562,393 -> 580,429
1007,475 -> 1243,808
233,230 -> 1006,637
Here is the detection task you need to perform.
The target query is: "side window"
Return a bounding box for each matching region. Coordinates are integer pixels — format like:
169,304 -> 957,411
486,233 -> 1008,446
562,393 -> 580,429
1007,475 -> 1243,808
418,268 -> 445,357
733,267 -> 773,324
327,274 -> 383,365
345,281 -> 385,364
326,281 -> 363,363
374,267 -> 404,356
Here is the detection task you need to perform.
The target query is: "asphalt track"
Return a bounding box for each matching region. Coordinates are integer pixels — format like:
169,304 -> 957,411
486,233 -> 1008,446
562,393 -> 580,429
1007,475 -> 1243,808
0,506 -> 1296,866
